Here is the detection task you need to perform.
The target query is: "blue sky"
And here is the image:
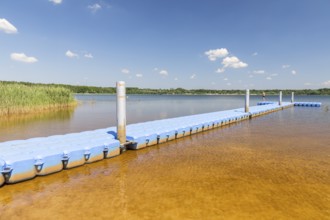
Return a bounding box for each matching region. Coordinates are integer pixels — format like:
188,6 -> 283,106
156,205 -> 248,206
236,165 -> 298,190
1,0 -> 330,89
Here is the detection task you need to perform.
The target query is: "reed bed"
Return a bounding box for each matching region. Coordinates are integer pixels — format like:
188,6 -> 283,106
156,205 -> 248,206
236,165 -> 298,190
0,82 -> 76,116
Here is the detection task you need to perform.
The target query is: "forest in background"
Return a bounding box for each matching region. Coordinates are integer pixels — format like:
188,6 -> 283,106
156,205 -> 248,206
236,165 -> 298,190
1,80 -> 330,95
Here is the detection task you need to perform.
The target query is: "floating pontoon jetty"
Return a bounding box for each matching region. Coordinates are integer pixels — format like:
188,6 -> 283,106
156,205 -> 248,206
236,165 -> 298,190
0,83 -> 321,186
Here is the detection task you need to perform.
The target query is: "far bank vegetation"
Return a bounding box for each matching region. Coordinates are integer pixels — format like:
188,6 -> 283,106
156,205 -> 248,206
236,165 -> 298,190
2,81 -> 329,95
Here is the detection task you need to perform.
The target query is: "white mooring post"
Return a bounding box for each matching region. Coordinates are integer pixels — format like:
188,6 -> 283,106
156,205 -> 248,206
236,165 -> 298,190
116,81 -> 126,145
245,89 -> 250,113
279,91 -> 282,105
291,92 -> 294,103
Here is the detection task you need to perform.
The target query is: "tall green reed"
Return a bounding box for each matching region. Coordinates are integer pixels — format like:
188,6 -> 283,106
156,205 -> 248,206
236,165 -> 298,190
0,82 -> 76,116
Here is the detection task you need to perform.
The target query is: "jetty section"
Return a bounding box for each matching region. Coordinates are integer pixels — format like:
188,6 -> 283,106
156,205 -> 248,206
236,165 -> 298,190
0,84 -> 322,186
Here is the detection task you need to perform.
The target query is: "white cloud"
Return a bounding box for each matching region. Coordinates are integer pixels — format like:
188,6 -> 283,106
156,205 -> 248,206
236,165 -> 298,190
291,70 -> 297,75
222,56 -> 248,69
271,73 -> 278,77
253,70 -> 265,74
211,82 -> 216,85
153,67 -> 158,71
322,80 -> 330,86
216,68 -> 225,73
174,77 -> 178,81
304,83 -> 312,86
121,68 -> 130,74
159,70 -> 168,76
266,77 -> 272,80
226,83 -> 232,86
84,53 -> 93,58
282,64 -> 291,69
49,0 -> 62,5
136,74 -> 143,78
65,50 -> 78,58
10,53 -> 38,63
190,74 -> 196,79
88,3 -> 102,13
205,48 -> 228,61
252,52 -> 258,56
223,77 -> 228,81
249,75 -> 254,78
0,18 -> 18,34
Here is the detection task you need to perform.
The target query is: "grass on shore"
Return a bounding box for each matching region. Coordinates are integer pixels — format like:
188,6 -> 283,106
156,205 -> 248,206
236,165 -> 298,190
0,82 -> 76,116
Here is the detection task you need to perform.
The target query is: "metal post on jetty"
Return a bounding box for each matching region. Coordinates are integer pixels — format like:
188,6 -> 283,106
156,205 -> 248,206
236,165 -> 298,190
245,89 -> 250,113
291,92 -> 294,103
116,81 -> 127,145
279,91 -> 282,106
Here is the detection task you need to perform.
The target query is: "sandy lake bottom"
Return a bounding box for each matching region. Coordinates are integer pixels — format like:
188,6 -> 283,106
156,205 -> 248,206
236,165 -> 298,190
0,106 -> 329,220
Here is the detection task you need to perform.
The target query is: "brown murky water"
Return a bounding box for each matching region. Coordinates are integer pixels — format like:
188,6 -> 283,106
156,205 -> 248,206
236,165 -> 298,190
0,96 -> 330,219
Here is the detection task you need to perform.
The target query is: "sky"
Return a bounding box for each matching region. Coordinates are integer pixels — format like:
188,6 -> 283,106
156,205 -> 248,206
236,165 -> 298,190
1,0 -> 330,90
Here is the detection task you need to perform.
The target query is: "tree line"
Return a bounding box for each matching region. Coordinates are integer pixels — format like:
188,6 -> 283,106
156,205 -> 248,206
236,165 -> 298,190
1,81 -> 330,95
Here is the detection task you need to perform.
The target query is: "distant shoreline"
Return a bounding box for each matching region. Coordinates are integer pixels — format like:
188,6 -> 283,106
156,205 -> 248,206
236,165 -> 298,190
75,93 -> 329,96
1,80 -> 330,96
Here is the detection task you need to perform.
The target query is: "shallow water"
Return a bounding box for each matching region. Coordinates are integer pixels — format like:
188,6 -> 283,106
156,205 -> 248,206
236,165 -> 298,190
0,94 -> 267,142
0,95 -> 329,219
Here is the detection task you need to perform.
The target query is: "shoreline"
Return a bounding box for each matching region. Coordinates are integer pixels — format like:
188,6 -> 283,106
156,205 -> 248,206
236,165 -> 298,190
2,81 -> 330,95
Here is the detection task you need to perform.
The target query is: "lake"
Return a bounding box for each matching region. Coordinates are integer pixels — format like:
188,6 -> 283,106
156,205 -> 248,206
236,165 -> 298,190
0,95 -> 329,219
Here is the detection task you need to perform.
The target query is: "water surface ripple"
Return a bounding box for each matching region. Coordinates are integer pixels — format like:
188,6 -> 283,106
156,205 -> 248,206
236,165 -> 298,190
0,95 -> 329,219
